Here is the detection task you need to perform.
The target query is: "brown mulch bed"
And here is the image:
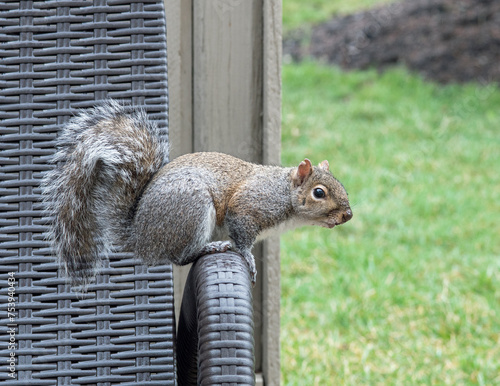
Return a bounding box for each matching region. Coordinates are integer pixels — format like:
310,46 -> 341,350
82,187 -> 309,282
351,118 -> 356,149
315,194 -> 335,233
284,0 -> 500,84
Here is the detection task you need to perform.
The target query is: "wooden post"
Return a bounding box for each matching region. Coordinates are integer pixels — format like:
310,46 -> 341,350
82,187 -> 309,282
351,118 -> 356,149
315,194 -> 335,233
261,1 -> 282,383
164,0 -> 194,334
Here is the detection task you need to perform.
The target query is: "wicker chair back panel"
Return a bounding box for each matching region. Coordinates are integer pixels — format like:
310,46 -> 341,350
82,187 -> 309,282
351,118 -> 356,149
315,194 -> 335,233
0,1 -> 175,384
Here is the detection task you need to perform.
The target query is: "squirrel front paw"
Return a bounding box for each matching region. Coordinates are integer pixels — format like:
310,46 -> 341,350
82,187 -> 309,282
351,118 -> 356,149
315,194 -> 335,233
199,241 -> 232,256
199,242 -> 257,287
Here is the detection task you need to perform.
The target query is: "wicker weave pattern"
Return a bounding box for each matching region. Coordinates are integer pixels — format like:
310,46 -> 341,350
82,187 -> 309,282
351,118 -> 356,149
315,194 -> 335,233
0,1 -> 174,384
177,252 -> 255,385
196,256 -> 255,385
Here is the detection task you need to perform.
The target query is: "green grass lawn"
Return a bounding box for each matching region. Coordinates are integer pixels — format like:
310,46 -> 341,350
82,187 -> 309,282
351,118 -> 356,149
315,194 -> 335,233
283,0 -> 394,31
280,62 -> 500,384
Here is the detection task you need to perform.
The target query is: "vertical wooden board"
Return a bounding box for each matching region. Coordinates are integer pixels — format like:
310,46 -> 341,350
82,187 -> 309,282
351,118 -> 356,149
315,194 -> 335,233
165,0 -> 193,159
262,236 -> 281,385
262,0 -> 282,384
165,0 -> 194,323
193,0 -> 263,163
262,0 -> 282,166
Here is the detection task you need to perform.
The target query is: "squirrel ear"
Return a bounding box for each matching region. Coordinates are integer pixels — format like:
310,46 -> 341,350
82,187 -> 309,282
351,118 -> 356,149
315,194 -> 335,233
293,158 -> 312,186
318,160 -> 329,171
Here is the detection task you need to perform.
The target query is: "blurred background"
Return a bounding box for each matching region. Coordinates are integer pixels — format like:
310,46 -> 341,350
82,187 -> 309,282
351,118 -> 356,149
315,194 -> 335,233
279,0 -> 500,384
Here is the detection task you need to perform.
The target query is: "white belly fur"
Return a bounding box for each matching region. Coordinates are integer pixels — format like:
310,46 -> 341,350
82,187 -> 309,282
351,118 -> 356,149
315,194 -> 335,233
210,218 -> 308,244
256,217 -> 307,241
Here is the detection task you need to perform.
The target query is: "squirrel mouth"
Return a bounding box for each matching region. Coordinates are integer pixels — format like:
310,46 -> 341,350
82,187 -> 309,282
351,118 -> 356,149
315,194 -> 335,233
325,208 -> 353,228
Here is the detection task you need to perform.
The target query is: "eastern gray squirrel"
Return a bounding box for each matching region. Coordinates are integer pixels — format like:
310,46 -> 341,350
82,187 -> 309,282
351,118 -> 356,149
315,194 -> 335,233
42,100 -> 352,286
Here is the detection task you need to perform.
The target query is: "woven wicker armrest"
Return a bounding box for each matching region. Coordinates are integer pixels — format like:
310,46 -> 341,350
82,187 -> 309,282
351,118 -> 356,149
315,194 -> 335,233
178,252 -> 255,385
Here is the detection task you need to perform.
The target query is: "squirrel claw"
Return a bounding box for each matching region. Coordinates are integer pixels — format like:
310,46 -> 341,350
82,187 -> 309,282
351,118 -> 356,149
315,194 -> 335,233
199,241 -> 232,256
250,270 -> 257,287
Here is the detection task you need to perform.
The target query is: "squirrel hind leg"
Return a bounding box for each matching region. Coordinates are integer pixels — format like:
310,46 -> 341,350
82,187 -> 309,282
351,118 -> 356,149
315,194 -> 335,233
133,179 -> 217,267
171,203 -> 220,266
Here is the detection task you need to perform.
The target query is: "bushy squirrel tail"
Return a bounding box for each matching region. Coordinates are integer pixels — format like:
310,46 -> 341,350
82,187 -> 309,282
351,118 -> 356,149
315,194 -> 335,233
42,100 -> 169,286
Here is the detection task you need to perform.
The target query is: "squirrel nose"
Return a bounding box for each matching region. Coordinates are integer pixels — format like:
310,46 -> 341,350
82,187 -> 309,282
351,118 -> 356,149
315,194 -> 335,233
342,208 -> 353,223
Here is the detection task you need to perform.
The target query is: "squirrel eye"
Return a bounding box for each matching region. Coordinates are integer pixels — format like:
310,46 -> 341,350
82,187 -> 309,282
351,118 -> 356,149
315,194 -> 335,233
313,188 -> 325,199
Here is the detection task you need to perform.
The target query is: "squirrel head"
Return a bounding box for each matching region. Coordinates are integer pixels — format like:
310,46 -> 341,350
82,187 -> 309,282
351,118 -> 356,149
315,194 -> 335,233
290,158 -> 352,228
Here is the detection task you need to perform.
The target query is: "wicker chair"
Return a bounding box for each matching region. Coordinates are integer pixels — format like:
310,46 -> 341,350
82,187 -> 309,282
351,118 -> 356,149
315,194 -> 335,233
0,1 -> 254,384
